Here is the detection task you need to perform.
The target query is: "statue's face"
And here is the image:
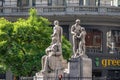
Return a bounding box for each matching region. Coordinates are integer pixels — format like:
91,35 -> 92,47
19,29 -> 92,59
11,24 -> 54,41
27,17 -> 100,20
76,19 -> 80,25
54,20 -> 59,25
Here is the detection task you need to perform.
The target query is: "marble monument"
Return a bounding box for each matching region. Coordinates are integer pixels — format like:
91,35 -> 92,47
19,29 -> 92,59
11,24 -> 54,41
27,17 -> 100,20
34,20 -> 67,80
34,19 -> 92,80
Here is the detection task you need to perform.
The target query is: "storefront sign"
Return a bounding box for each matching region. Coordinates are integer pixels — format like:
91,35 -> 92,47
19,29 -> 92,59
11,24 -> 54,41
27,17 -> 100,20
102,59 -> 120,67
95,58 -> 120,67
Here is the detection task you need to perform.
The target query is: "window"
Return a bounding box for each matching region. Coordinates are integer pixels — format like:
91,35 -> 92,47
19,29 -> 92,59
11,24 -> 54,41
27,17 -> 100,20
48,0 -> 52,6
119,0 -> 120,6
32,0 -> 36,6
79,0 -> 83,5
107,30 -> 120,54
86,29 -> 102,47
95,0 -> 100,6
100,0 -> 111,6
48,0 -> 65,6
85,0 -> 90,6
107,70 -> 120,80
67,0 -> 79,5
85,29 -> 102,53
57,0 -> 66,6
17,0 -> 29,7
111,0 -> 118,6
0,0 -> 3,7
0,0 -> 4,12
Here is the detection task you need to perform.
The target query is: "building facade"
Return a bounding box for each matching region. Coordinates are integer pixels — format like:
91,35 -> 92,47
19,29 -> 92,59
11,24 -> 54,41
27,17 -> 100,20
0,0 -> 120,80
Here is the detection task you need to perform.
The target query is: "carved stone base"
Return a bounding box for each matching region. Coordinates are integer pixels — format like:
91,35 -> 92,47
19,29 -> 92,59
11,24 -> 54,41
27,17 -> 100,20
34,55 -> 67,80
64,56 -> 92,80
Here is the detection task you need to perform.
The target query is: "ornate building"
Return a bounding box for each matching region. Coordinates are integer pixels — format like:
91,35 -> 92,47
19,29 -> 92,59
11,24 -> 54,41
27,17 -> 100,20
0,0 -> 120,80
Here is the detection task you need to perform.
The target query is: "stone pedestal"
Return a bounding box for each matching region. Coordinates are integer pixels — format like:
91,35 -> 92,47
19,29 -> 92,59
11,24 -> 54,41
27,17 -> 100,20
81,57 -> 92,80
6,69 -> 13,80
34,55 -> 67,80
65,56 -> 92,80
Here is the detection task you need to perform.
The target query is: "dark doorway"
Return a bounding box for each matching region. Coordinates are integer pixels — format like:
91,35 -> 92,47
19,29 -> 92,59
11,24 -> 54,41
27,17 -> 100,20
107,70 -> 120,80
92,70 -> 102,77
0,73 -> 5,79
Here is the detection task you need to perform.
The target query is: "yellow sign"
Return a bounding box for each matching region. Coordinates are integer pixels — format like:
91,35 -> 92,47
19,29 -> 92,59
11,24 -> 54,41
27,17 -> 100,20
102,59 -> 120,67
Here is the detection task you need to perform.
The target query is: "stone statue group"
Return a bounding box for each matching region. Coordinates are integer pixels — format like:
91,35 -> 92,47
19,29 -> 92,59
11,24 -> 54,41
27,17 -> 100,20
35,19 -> 87,79
71,19 -> 86,57
41,20 -> 64,75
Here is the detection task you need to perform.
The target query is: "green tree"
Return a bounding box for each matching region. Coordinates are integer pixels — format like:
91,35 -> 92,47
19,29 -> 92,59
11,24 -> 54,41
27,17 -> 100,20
0,9 -> 72,77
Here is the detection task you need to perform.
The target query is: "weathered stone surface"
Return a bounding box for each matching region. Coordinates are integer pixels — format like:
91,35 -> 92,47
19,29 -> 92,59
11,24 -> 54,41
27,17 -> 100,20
34,20 -> 92,80
81,57 -> 92,80
64,56 -> 92,80
34,20 -> 67,80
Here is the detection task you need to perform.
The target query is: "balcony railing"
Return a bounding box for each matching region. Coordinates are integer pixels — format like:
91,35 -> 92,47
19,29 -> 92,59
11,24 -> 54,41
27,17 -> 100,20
0,6 -> 120,16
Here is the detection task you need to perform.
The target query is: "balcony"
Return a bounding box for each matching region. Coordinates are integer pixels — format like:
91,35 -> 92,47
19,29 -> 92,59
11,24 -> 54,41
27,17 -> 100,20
0,6 -> 120,16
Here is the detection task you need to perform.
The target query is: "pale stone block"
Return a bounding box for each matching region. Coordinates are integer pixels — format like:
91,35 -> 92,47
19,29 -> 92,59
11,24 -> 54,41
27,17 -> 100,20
64,56 -> 92,80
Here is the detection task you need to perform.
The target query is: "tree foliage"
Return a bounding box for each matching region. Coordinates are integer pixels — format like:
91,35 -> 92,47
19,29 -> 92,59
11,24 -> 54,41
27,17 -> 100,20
0,9 -> 72,76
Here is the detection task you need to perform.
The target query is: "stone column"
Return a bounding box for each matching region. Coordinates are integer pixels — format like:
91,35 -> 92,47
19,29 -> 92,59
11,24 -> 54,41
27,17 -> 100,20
83,0 -> 86,6
102,27 -> 107,54
29,0 -> 33,7
67,56 -> 92,80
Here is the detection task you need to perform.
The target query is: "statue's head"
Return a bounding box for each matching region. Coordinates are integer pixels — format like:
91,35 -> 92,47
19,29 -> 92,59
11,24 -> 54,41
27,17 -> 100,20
81,27 -> 85,31
75,19 -> 80,25
54,20 -> 59,26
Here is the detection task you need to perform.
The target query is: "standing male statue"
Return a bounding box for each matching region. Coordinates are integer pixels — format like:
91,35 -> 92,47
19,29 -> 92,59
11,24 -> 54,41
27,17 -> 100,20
71,19 -> 82,56
51,20 -> 63,44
